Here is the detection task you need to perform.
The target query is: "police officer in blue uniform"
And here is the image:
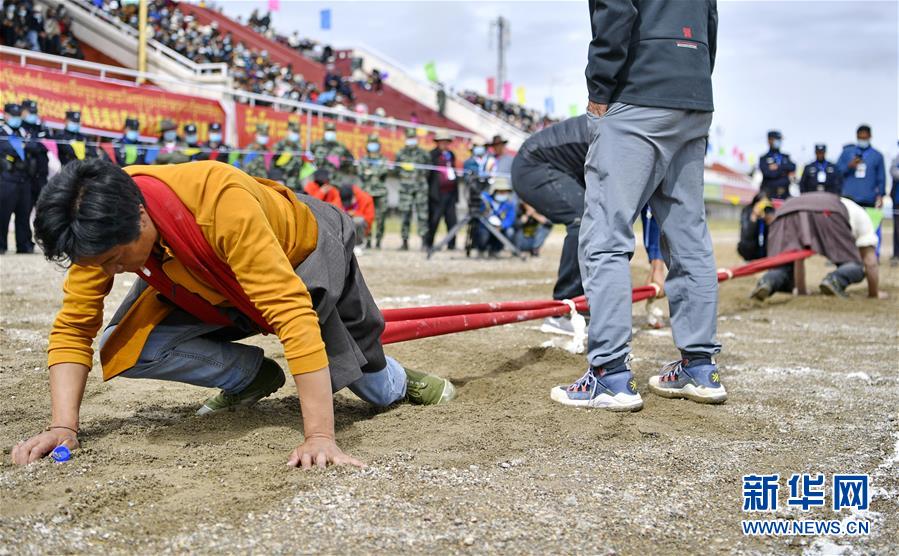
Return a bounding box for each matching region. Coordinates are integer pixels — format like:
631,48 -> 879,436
112,117 -> 147,167
183,123 -> 203,160
199,122 -> 232,163
20,99 -> 50,202
54,110 -> 103,167
799,144 -> 842,195
759,130 -> 796,199
0,103 -> 35,254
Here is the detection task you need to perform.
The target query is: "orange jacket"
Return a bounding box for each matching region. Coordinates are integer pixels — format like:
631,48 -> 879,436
303,180 -> 341,205
333,186 -> 375,232
49,162 -> 328,379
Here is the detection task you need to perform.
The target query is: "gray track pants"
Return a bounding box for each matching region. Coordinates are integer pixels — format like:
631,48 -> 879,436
580,103 -> 720,369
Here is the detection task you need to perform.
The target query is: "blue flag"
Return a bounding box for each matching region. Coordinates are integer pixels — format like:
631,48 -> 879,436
144,146 -> 160,164
7,135 -> 25,161
320,8 -> 331,30
544,97 -> 555,115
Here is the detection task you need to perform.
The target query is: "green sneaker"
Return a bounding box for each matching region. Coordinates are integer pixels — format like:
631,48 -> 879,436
196,357 -> 286,415
404,368 -> 456,405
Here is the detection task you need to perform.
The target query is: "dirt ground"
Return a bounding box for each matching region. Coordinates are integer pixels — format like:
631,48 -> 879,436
1,221 -> 897,555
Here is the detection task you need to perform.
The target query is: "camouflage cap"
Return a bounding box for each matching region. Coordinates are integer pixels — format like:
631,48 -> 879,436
159,118 -> 176,132
324,121 -> 337,131
490,176 -> 513,193
367,133 -> 380,142
404,127 -> 417,138
287,121 -> 300,131
256,122 -> 269,133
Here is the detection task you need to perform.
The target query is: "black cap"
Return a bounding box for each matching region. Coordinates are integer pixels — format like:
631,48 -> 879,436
21,99 -> 37,113
184,123 -> 197,134
767,130 -> 782,140
313,168 -> 330,184
124,118 -> 140,130
210,122 -> 223,132
4,103 -> 21,116
814,144 -> 826,152
339,184 -> 354,206
66,110 -> 81,123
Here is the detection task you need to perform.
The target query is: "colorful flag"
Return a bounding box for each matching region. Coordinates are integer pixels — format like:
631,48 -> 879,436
264,151 -> 275,169
268,0 -> 280,11
299,162 -> 316,180
71,141 -> 86,160
544,97 -> 555,114
424,61 -> 439,83
320,8 -> 331,30
486,77 -> 496,96
502,82 -> 512,102
568,104 -> 579,117
275,152 -> 293,167
124,144 -> 139,165
40,139 -> 58,159
6,136 -> 24,160
227,150 -> 242,168
100,143 -> 117,163
144,146 -> 160,164
515,86 -> 526,106
326,154 -> 341,168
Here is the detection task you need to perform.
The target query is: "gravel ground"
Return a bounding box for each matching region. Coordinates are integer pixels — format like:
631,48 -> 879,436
1,224 -> 897,555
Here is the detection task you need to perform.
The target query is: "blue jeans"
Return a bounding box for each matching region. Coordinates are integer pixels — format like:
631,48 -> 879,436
99,313 -> 408,408
515,224 -> 552,253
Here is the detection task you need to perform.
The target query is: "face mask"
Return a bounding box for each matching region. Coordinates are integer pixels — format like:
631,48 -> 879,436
367,142 -> 380,153
772,139 -> 782,150
494,193 -> 510,203
7,116 -> 22,129
405,138 -> 418,147
473,146 -> 486,156
209,132 -> 222,144
857,140 -> 870,149
287,131 -> 300,143
125,129 -> 139,141
324,131 -> 337,142
186,134 -> 198,144
163,130 -> 177,142
17,10 -> 26,17
257,135 -> 269,146
24,113 -> 37,125
66,122 -> 80,133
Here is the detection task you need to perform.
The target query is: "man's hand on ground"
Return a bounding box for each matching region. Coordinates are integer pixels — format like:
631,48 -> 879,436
287,435 -> 364,469
11,429 -> 79,465
587,100 -> 608,117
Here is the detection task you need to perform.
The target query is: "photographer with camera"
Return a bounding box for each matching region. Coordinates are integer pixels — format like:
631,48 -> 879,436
426,132 -> 460,250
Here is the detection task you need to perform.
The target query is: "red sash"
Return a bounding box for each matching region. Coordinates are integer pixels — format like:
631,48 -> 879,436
132,175 -> 274,334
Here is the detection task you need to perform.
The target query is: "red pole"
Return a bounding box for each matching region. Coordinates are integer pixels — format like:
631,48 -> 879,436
379,250 -> 815,345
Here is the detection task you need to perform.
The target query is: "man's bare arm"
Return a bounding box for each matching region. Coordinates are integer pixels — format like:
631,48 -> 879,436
287,367 -> 364,469
860,246 -> 883,298
11,363 -> 88,464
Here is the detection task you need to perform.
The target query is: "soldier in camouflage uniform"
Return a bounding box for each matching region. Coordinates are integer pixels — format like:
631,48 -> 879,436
269,121 -> 305,191
242,122 -> 271,179
394,127 -> 431,250
359,133 -> 390,249
310,121 -> 355,187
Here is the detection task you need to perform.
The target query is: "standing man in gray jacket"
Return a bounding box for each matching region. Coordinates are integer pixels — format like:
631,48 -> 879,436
551,0 -> 726,410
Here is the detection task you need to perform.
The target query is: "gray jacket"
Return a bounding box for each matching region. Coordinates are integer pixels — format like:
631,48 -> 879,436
518,115 -> 591,186
586,0 -> 717,112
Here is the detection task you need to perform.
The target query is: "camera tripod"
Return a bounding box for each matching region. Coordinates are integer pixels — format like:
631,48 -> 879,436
427,211 -> 526,260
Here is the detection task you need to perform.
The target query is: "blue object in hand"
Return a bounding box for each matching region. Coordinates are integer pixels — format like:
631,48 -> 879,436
50,445 -> 71,463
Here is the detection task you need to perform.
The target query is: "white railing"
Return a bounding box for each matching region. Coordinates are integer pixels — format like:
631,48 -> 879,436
39,0 -> 228,80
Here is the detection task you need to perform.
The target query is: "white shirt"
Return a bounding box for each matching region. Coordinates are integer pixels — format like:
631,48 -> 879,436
840,198 -> 877,248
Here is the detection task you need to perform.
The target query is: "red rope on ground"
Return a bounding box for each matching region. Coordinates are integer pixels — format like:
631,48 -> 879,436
380,249 -> 815,345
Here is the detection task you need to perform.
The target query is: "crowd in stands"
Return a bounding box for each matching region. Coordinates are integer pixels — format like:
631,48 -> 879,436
461,90 -> 556,133
1,1 -> 84,58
